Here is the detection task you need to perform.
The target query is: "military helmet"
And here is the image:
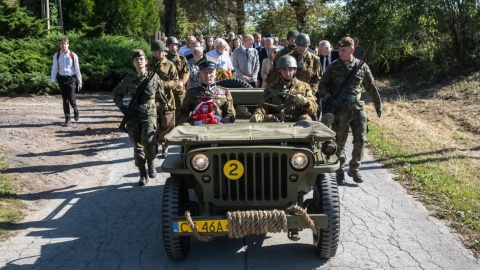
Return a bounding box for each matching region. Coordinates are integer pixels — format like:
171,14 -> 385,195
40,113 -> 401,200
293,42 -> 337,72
295,33 -> 310,47
277,55 -> 298,69
287,30 -> 299,39
166,36 -> 179,46
151,40 -> 167,51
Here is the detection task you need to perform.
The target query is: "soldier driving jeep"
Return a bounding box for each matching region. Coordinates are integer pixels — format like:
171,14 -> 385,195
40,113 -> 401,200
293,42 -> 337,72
249,55 -> 317,123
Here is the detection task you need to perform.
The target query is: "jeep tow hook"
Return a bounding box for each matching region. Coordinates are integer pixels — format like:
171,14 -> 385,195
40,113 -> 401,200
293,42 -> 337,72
288,229 -> 300,241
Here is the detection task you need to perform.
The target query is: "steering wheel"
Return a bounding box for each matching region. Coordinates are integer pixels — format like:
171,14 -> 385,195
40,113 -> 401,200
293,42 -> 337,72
259,91 -> 296,123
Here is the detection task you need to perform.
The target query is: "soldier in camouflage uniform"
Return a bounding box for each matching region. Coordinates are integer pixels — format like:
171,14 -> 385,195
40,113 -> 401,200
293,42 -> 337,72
113,49 -> 166,186
166,36 -> 190,122
289,33 -> 321,95
250,55 -> 317,123
177,58 -> 235,126
147,40 -> 179,158
264,30 -> 299,85
318,37 -> 382,184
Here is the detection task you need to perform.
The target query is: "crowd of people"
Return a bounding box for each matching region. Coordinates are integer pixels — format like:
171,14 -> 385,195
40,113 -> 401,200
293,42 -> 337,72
50,30 -> 381,187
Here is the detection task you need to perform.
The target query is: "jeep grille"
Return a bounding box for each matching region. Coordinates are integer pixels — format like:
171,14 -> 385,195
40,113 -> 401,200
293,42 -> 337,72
212,152 -> 289,202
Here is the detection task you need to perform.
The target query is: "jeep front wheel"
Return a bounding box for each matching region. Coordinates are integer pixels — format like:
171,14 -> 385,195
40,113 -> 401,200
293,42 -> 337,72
312,173 -> 340,258
162,176 -> 191,260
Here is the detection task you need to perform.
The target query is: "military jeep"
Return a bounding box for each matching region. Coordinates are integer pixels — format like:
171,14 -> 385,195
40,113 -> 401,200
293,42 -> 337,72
160,116 -> 341,260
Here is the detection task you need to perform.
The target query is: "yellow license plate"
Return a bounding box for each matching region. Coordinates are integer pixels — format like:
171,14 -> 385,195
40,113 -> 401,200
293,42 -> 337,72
173,220 -> 229,233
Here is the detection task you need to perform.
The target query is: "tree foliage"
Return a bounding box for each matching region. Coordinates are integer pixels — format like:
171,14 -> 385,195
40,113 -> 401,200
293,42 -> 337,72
61,0 -> 161,38
0,32 -> 150,94
0,0 -> 48,38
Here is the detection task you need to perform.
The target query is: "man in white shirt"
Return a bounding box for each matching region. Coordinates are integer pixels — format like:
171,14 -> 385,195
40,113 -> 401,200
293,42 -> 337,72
50,37 -> 83,126
178,36 -> 197,56
206,38 -> 234,72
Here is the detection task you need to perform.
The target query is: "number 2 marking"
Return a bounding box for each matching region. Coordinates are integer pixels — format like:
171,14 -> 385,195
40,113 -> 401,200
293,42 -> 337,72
223,160 -> 244,180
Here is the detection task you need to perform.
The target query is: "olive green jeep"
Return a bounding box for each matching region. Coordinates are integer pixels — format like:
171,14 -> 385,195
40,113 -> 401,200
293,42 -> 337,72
160,112 -> 341,260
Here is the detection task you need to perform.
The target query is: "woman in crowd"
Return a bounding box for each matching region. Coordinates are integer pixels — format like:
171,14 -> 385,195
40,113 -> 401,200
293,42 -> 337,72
230,37 -> 242,61
187,47 -> 204,89
260,46 -> 279,88
204,36 -> 215,53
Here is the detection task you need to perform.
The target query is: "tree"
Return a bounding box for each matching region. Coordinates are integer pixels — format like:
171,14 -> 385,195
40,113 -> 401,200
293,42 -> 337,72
0,0 -> 48,38
163,0 -> 177,36
60,0 -> 160,38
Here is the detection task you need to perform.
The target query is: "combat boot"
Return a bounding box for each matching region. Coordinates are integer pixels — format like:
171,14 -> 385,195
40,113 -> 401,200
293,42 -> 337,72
147,160 -> 156,178
347,169 -> 363,183
335,169 -> 345,185
138,164 -> 149,186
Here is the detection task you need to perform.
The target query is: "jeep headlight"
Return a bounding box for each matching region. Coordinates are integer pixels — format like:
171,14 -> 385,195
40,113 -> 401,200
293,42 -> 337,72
321,141 -> 337,156
191,154 -> 209,171
290,153 -> 309,170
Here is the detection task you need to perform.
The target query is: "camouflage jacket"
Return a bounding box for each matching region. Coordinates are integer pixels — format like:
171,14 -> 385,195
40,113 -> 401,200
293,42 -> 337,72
264,44 -> 296,85
289,50 -> 321,94
177,84 -> 236,125
252,77 -> 317,121
112,71 -> 165,118
318,57 -> 381,111
166,52 -> 190,95
147,57 -> 179,110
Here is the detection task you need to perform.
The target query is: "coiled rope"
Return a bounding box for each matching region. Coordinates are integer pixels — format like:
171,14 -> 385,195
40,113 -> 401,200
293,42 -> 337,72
184,205 -> 318,242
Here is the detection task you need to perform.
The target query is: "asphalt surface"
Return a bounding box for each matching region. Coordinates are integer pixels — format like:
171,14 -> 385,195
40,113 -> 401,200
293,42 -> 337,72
0,122 -> 479,269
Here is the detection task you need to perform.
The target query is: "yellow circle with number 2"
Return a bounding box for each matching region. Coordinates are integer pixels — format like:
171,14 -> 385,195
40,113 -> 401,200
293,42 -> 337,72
223,160 -> 244,180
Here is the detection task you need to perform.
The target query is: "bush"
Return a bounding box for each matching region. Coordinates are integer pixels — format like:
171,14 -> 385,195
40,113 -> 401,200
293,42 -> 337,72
0,32 -> 150,94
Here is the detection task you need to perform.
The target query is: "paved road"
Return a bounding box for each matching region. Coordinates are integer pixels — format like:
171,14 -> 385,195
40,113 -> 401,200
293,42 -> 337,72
0,122 -> 478,269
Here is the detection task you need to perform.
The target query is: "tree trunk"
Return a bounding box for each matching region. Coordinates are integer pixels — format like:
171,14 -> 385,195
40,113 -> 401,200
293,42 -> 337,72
164,0 -> 177,36
287,0 -> 308,31
235,0 -> 246,34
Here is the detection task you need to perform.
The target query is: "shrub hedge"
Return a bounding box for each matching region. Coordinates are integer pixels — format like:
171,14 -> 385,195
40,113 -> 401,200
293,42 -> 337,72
0,32 -> 150,95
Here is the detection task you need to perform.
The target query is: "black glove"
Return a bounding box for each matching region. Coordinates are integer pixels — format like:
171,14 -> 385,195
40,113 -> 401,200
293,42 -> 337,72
120,105 -> 133,117
376,107 -> 382,118
326,96 -> 339,110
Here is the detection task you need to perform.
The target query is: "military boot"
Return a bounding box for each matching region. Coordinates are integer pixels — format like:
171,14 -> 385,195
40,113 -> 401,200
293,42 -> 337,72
335,169 -> 345,185
138,164 -> 149,186
347,169 -> 363,183
147,160 -> 156,178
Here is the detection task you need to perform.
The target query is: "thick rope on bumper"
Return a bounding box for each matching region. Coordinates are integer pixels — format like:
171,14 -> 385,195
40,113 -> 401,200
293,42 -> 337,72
184,205 -> 318,242
227,209 -> 288,238
285,205 -> 318,235
184,211 -> 213,242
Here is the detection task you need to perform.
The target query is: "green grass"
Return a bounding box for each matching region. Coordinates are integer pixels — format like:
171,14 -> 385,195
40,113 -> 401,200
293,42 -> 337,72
367,123 -> 480,232
0,155 -> 26,241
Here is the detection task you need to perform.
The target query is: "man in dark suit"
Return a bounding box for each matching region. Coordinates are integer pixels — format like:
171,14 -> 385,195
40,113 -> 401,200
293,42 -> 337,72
232,34 -> 260,87
257,37 -> 273,87
318,40 -> 339,75
253,33 -> 262,49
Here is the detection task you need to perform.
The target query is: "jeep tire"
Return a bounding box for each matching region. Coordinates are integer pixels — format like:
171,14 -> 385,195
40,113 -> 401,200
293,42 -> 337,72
216,78 -> 253,89
311,173 -> 340,258
162,176 -> 191,260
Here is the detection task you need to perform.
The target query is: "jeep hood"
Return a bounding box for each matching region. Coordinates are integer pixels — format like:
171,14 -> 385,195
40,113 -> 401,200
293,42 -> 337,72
165,120 -> 336,146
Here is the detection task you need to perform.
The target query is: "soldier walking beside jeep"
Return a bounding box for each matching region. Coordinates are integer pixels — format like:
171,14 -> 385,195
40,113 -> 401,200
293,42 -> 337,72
113,49 -> 166,186
318,37 -> 382,184
147,40 -> 179,158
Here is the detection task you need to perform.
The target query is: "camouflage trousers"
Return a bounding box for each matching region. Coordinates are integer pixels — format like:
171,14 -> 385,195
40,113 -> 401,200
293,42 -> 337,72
332,108 -> 367,171
126,116 -> 157,167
